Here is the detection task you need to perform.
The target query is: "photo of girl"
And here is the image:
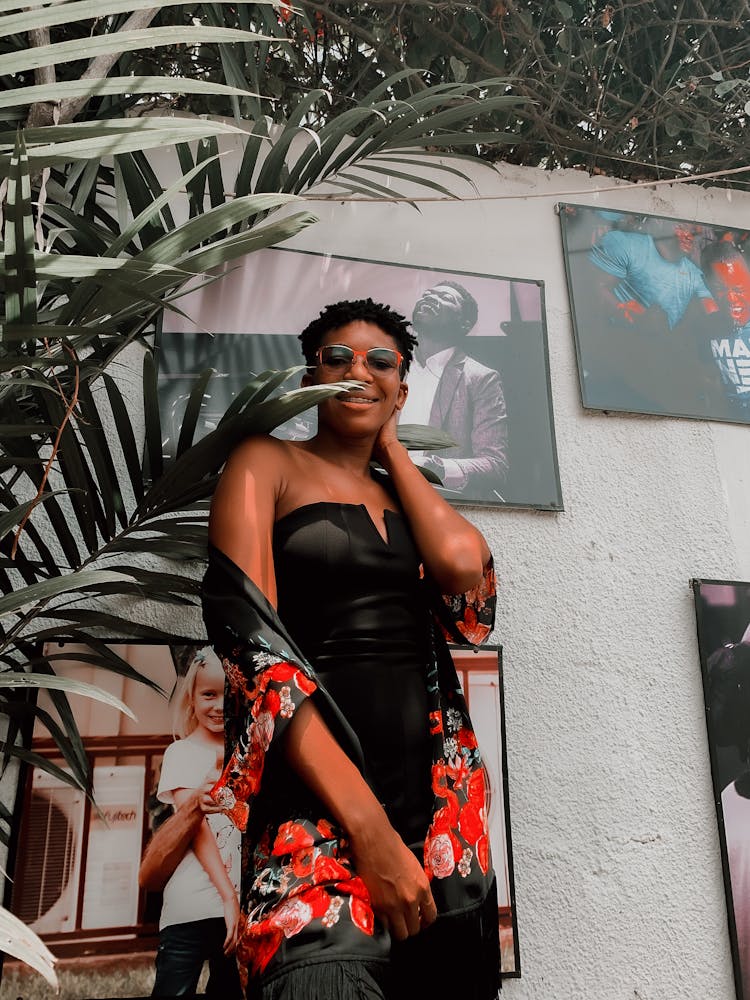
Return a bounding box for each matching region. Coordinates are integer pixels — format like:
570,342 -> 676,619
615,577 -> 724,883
152,646 -> 242,998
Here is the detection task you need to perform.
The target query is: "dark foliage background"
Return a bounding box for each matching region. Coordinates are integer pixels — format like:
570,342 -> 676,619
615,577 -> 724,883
8,2 -> 748,185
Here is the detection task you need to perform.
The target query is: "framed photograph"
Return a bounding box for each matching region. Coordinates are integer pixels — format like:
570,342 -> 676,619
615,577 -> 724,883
158,247 -> 562,510
451,645 -> 520,977
693,579 -> 750,1000
3,642 -> 190,999
3,642 -> 518,996
559,203 -> 750,422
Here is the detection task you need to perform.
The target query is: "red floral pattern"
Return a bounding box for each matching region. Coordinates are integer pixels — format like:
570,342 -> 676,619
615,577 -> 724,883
235,815 -> 376,983
438,558 -> 496,645
422,658 -> 492,885
211,657 -> 378,983
206,550 -> 497,986
350,895 -> 374,935
273,821 -> 314,855
211,660 -> 316,832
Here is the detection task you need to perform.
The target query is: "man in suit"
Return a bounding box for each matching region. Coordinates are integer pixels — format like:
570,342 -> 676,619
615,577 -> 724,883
402,280 -> 508,503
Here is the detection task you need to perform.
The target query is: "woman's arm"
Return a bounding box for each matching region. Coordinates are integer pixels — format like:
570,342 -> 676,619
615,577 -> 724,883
284,700 -> 437,941
374,421 -> 491,594
209,435 -> 282,605
172,787 -> 239,954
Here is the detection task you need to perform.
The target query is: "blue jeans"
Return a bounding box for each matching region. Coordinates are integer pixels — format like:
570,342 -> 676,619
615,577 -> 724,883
152,917 -> 241,998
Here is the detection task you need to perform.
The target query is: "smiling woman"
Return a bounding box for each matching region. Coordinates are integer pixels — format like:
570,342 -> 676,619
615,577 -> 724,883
202,299 -> 500,1000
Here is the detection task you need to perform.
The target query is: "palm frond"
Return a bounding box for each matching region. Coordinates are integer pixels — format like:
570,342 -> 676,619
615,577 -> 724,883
0,905 -> 58,990
0,76 -> 263,112
0,26 -> 279,78
0,672 -> 135,719
0,2 -> 522,969
4,134 -> 36,326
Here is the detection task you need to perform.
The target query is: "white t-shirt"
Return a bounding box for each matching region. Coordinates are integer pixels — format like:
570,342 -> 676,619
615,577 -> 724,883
401,347 -> 468,492
710,321 -> 750,404
402,347 -> 455,425
156,735 -> 241,930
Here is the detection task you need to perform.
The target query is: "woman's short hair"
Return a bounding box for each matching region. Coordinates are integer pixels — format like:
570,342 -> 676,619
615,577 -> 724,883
299,298 -> 418,374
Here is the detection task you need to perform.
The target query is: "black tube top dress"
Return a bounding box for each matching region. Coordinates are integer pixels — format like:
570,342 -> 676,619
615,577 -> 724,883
272,501 -> 434,847
266,501 -> 501,999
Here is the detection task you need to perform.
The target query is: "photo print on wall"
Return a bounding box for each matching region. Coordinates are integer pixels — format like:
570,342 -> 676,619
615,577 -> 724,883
559,203 -> 750,422
693,580 -> 750,1000
3,642 -> 519,997
157,247 -> 562,510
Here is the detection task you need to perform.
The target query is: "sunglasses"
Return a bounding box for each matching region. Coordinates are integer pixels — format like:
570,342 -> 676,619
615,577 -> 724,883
315,344 -> 404,376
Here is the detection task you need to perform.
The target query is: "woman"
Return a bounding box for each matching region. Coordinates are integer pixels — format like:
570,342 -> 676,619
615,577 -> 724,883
203,299 -> 499,999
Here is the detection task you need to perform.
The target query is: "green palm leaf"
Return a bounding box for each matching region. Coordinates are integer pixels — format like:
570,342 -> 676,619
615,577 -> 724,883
219,367 -> 303,421
396,425 -> 457,451
0,26 -> 279,77
0,570 -> 135,619
0,120 -> 248,171
0,493 -> 66,542
45,643 -> 166,691
0,76 -> 262,111
4,133 -> 36,326
0,0 -> 274,36
0,673 -> 135,719
1,694 -> 87,787
176,368 -> 215,458
139,378 -> 359,515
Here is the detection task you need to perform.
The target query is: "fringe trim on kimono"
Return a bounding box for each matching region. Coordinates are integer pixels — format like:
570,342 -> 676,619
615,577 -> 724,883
247,879 -> 501,1000
246,959 -> 388,1000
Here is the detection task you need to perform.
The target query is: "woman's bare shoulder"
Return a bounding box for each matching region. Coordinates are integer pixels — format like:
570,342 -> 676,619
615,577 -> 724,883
222,433 -> 301,481
211,436 -> 287,516
227,432 -> 294,464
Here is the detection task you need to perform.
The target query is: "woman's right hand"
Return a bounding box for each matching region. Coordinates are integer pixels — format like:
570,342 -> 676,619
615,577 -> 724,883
282,701 -> 438,939
349,818 -> 437,941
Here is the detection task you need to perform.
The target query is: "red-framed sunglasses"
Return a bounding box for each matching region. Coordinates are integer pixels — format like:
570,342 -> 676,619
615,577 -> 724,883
315,344 -> 404,377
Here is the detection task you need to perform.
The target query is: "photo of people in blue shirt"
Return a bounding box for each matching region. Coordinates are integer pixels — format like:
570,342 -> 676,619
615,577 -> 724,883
560,203 -> 750,423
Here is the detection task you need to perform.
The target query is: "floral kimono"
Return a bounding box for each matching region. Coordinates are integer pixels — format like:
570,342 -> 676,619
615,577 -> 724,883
202,542 -> 498,997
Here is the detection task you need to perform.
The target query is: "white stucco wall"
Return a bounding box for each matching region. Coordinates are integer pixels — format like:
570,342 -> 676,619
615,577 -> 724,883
265,163 -> 746,1000
188,158 -> 750,1000
96,144 -> 750,996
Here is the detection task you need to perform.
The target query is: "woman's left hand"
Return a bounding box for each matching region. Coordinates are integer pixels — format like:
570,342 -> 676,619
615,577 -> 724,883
369,403 -> 491,592
372,406 -> 403,468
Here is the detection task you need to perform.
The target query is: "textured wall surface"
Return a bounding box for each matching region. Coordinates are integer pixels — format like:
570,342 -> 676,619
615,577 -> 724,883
278,166 -> 746,1000
144,151 -> 749,998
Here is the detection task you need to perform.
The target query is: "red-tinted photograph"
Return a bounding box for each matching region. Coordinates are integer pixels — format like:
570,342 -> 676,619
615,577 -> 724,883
560,203 -> 750,422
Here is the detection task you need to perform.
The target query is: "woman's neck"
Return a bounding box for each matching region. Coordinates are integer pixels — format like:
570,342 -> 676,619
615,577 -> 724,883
299,430 -> 375,479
